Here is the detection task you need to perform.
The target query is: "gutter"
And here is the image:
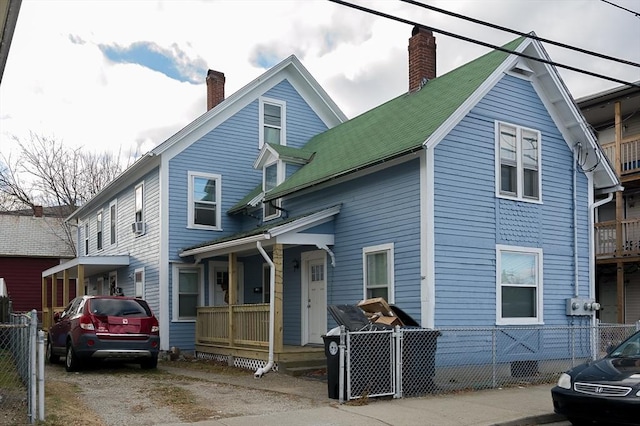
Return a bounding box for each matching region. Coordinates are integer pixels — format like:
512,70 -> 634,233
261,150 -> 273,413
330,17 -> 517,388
254,241 -> 275,378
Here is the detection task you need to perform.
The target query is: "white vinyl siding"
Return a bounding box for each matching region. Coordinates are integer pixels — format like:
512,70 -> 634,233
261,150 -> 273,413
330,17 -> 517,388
496,245 -> 543,325
363,243 -> 395,304
496,122 -> 541,202
187,171 -> 222,230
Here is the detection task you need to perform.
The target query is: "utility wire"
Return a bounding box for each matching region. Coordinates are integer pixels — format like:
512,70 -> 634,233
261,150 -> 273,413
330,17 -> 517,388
401,0 -> 640,68
601,0 -> 640,18
328,0 -> 640,89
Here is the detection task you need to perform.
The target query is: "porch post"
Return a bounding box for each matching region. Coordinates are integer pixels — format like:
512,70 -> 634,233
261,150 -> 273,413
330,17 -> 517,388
51,273 -> 57,309
41,276 -> 47,328
615,101 -> 625,323
77,265 -> 85,297
228,253 -> 237,346
273,244 -> 284,353
62,269 -> 70,306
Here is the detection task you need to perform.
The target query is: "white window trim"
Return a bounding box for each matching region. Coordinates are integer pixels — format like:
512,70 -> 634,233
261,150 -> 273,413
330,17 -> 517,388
134,267 -> 145,299
84,222 -> 89,255
495,121 -> 542,203
172,264 -> 204,322
109,199 -> 117,247
96,209 -> 104,251
362,243 -> 395,304
496,245 -> 544,325
263,160 -> 283,221
258,97 -> 286,149
187,171 -> 222,230
134,182 -> 145,226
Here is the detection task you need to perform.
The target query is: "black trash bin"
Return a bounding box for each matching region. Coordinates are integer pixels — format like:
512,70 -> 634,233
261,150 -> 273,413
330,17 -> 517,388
322,331 -> 343,399
390,305 -> 441,396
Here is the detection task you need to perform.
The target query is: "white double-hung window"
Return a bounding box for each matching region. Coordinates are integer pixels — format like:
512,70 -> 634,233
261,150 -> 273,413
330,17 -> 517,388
259,97 -> 286,149
496,122 -> 541,202
263,162 -> 281,220
496,245 -> 543,325
363,243 -> 394,304
188,172 -> 222,229
173,265 -> 202,321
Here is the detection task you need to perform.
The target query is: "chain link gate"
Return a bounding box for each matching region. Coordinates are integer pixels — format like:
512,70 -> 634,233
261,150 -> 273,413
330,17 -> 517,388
0,310 -> 44,424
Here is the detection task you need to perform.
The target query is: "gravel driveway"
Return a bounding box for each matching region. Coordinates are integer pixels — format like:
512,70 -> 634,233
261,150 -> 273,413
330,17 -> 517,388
45,359 -> 331,425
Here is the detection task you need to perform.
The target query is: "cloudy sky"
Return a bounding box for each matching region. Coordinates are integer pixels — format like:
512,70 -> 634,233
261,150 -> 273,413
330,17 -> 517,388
1,0 -> 639,164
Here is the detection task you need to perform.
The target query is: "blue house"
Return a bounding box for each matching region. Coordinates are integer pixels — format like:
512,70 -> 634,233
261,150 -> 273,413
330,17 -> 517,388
43,27 -> 619,373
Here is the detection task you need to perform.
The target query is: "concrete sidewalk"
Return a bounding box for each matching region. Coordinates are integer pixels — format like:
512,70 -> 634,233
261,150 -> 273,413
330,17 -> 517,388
158,365 -> 566,426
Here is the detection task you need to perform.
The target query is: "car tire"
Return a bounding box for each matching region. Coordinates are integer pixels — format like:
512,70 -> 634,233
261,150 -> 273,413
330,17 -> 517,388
65,341 -> 82,372
46,337 -> 60,364
567,418 -> 591,426
140,354 -> 158,370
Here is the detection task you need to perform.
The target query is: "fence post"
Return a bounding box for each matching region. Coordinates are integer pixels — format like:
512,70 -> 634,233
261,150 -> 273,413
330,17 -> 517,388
29,310 -> 37,424
338,325 -> 345,404
37,329 -> 45,421
394,325 -> 402,399
491,328 -> 497,389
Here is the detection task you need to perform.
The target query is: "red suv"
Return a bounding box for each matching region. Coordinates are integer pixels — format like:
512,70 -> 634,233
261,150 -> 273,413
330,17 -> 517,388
47,296 -> 160,371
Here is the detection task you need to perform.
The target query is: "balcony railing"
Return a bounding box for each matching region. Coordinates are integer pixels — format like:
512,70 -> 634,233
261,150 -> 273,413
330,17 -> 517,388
196,304 -> 269,347
595,219 -> 640,258
601,136 -> 640,175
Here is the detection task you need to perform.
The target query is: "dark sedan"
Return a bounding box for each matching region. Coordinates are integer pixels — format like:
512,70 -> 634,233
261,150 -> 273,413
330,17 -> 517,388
551,330 -> 640,425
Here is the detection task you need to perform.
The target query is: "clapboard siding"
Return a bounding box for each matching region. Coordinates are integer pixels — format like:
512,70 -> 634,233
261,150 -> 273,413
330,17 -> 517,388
166,80 -> 330,349
285,159 -> 423,328
434,75 -> 591,327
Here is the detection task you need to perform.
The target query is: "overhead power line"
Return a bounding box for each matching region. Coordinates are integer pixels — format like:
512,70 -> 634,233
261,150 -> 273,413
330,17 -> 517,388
328,0 -> 640,89
601,0 -> 640,18
401,0 -> 640,68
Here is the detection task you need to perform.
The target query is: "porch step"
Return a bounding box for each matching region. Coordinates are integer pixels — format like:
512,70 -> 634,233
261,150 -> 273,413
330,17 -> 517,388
278,359 -> 327,377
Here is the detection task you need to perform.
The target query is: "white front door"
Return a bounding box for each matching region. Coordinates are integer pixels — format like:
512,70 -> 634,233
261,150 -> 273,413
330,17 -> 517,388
209,261 -> 244,305
303,251 -> 327,345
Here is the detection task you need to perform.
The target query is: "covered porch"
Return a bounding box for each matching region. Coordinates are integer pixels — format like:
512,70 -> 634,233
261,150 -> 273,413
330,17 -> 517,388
181,205 -> 340,372
40,256 -> 130,329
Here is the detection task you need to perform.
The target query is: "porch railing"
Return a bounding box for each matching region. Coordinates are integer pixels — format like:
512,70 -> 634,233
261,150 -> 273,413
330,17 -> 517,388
196,304 -> 270,347
595,219 -> 640,258
600,135 -> 640,175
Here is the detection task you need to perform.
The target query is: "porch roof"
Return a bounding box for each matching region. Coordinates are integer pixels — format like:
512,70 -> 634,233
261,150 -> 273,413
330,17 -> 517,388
180,204 -> 341,262
41,255 -> 130,279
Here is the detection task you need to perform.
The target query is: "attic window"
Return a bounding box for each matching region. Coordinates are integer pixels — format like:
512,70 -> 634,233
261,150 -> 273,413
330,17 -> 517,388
259,97 -> 286,149
263,161 -> 282,220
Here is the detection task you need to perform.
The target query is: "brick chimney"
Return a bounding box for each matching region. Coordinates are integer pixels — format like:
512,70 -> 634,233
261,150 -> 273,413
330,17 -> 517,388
408,26 -> 436,92
33,205 -> 43,217
206,69 -> 225,111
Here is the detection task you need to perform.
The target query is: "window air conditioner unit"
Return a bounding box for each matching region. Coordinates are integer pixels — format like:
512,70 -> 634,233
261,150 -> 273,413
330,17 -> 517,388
131,221 -> 145,235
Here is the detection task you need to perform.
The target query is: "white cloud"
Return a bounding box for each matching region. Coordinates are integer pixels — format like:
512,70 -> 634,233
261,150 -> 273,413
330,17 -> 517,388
1,0 -> 638,164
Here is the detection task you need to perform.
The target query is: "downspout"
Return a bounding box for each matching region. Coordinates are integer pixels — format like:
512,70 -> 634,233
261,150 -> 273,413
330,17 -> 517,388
254,241 -> 275,378
573,148 -> 579,297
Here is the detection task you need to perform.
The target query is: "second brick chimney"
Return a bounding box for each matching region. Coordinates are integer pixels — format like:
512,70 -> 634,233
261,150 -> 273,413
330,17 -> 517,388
206,69 -> 225,111
408,26 -> 436,92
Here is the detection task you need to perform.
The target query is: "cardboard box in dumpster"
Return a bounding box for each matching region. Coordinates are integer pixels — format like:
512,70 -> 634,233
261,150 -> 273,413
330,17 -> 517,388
358,297 -> 394,316
358,297 -> 404,327
373,315 -> 403,327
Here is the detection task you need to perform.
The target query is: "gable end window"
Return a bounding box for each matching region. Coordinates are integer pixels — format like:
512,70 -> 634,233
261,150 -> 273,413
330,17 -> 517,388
188,172 -> 222,230
363,243 -> 395,304
496,122 -> 541,202
496,245 -> 543,325
259,97 -> 286,149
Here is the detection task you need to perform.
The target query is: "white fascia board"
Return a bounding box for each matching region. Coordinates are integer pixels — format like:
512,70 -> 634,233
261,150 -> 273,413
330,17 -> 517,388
180,234 -> 268,259
268,205 -> 341,237
41,255 -> 130,277
276,233 -> 334,246
254,144 -> 279,169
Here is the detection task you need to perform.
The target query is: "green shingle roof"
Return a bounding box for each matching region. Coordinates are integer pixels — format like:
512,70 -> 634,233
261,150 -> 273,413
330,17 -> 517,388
264,37 -> 524,201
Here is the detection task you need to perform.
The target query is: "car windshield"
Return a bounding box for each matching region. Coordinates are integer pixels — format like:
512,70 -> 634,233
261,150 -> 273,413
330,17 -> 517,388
610,333 -> 640,358
88,299 -> 152,317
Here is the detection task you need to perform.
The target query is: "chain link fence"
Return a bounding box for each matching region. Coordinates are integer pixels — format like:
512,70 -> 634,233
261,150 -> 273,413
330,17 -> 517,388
0,310 -> 44,424
340,322 -> 639,402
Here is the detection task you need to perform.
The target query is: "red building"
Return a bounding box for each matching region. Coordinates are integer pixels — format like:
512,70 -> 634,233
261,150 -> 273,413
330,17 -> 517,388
0,207 -> 75,316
